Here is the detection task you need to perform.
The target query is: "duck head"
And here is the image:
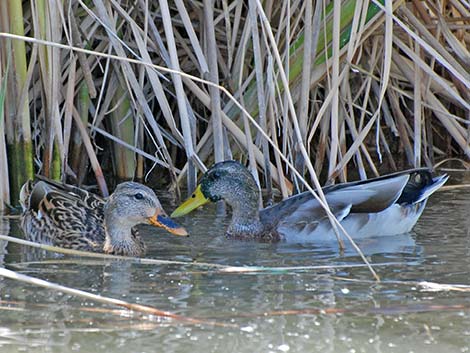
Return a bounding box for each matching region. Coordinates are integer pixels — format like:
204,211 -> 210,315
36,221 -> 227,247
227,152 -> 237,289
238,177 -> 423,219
104,182 -> 188,255
171,161 -> 261,219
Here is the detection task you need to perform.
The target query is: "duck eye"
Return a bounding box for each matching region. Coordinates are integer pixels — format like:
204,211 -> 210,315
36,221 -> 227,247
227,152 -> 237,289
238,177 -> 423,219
209,171 -> 221,181
134,192 -> 144,200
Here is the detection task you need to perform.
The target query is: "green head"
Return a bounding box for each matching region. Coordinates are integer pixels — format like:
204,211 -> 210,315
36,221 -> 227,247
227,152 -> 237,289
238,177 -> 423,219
171,160 -> 260,218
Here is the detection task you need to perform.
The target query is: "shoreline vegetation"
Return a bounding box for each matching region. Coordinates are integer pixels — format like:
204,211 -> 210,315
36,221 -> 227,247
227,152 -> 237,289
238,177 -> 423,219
0,0 -> 469,210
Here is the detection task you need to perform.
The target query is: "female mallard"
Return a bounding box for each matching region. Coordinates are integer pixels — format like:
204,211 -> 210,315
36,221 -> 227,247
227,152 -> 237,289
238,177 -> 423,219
171,160 -> 448,242
20,179 -> 188,256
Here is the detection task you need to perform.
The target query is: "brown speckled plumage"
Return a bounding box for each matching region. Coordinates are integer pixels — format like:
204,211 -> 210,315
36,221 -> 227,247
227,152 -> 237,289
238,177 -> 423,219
20,179 -> 181,256
20,180 -> 106,252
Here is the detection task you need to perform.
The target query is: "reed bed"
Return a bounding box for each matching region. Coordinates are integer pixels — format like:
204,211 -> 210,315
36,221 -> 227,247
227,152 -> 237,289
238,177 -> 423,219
0,0 -> 469,211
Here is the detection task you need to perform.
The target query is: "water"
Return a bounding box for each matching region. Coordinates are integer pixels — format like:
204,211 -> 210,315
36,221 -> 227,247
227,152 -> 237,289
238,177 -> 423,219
1,174 -> 470,352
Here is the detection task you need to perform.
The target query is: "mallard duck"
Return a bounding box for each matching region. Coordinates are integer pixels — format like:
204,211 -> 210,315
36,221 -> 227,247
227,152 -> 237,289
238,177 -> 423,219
171,160 -> 448,242
20,179 -> 188,256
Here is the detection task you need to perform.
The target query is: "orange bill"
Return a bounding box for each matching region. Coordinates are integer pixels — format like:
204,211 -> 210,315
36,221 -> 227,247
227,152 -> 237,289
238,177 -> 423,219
148,211 -> 189,236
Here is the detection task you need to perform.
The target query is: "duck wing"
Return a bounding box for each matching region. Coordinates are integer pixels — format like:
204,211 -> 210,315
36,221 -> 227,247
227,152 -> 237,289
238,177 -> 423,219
21,180 -> 106,250
33,176 -> 105,213
260,172 -> 411,235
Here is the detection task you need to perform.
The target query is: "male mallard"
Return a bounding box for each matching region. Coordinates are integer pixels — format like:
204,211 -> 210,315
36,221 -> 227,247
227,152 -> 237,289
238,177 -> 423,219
20,179 -> 188,256
171,160 -> 448,242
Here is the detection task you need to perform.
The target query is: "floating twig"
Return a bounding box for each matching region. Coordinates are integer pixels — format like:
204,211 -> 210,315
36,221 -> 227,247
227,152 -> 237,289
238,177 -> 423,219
0,234 -> 401,274
0,267 -> 234,327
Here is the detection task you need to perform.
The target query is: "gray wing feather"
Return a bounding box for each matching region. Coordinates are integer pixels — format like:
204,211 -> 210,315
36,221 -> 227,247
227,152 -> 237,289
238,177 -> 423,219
260,174 -> 410,232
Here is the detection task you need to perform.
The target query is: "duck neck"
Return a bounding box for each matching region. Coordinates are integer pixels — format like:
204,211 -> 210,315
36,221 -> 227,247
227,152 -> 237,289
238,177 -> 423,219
103,212 -> 144,256
225,189 -> 264,238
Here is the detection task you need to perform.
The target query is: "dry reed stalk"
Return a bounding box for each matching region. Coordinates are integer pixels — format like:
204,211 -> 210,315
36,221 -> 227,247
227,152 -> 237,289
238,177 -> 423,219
248,0 -> 272,202
414,42 -> 422,167
72,82 -> 91,183
234,24 -> 261,189
0,267 -> 233,327
71,107 -> 109,196
33,0 -> 64,180
0,1 -> 466,190
0,56 -> 9,209
158,0 -> 197,193
89,124 -> 178,171
329,0 -> 342,179
63,56 -> 77,180
91,0 -> 179,184
180,76 -> 291,190
266,59 -> 289,199
203,0 -> 225,167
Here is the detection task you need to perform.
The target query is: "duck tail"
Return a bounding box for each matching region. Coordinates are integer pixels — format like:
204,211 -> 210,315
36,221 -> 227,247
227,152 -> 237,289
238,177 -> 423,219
414,174 -> 448,204
397,171 -> 448,205
19,180 -> 34,212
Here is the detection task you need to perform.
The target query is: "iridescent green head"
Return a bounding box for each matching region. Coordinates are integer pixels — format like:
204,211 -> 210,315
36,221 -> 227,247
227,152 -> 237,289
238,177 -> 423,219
171,161 -> 260,217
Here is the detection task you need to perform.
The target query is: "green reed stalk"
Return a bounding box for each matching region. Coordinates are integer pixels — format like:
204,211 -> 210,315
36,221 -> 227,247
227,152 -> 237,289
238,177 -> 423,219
5,0 -> 34,205
35,0 -> 62,180
110,84 -> 136,180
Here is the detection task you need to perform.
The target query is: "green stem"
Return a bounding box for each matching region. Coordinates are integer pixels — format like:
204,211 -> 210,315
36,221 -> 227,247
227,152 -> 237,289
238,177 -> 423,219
111,84 -> 135,181
7,0 -> 34,205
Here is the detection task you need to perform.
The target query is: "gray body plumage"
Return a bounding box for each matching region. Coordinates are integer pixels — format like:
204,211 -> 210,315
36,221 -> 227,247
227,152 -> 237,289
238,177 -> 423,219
197,161 -> 448,242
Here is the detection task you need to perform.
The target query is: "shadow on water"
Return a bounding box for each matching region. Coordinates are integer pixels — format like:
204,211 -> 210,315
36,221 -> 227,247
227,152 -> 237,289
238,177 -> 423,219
2,175 -> 470,352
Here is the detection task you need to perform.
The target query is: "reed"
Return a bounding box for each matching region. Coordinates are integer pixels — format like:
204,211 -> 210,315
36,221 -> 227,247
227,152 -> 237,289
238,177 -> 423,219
71,82 -> 91,183
0,0 -> 468,209
0,57 -> 9,210
110,82 -> 136,181
0,1 -> 34,207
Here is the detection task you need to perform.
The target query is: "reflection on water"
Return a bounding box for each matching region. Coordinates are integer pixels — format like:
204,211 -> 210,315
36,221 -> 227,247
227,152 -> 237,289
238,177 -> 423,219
0,217 -> 9,266
1,179 -> 470,352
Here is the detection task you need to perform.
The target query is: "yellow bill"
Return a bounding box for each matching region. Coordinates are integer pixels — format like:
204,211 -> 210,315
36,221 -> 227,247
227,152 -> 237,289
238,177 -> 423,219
171,185 -> 209,218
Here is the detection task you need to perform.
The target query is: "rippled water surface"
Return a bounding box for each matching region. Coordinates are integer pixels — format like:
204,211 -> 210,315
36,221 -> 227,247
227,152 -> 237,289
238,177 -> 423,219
1,173 -> 470,352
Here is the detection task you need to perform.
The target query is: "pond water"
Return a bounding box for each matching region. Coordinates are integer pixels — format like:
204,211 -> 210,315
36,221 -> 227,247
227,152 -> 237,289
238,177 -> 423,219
1,171 -> 470,352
